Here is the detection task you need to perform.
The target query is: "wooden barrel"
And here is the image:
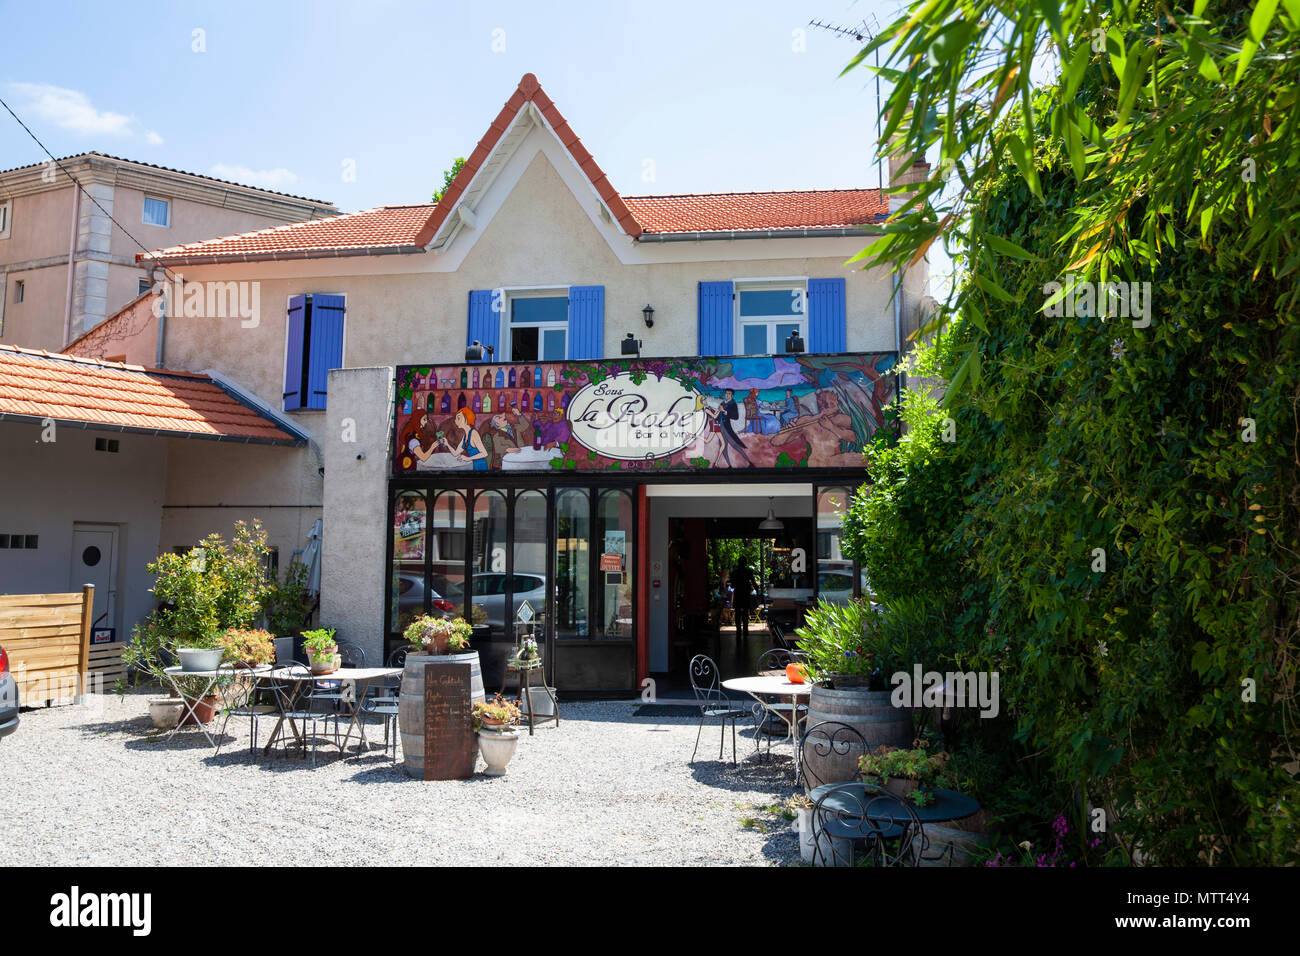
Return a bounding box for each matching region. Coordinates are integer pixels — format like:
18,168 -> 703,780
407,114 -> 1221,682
803,681 -> 913,787
398,651 -> 485,779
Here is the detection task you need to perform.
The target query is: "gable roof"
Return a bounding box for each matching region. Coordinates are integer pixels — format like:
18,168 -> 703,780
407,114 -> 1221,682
412,72 -> 643,245
0,345 -> 304,445
137,74 -> 887,265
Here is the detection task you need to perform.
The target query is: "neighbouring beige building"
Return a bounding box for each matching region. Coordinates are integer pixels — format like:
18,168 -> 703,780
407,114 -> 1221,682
0,153 -> 337,351
33,73 -> 930,696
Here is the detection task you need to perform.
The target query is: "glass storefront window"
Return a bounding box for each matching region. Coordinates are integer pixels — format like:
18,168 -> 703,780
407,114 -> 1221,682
554,488 -> 590,640
469,490 -> 509,638
595,490 -> 634,639
816,487 -> 853,605
429,490 -> 466,616
391,490 -> 426,634
512,490 -> 548,639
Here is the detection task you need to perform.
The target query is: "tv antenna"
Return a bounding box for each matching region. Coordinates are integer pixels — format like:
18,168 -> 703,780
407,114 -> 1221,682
809,16 -> 886,192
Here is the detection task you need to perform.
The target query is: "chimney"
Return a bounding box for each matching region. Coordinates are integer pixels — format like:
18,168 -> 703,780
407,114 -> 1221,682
886,135 -> 931,215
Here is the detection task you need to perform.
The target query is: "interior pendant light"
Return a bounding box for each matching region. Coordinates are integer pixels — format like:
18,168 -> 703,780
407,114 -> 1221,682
758,497 -> 784,533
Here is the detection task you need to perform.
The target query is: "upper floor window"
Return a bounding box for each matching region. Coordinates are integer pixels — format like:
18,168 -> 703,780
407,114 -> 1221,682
142,196 -> 170,228
0,199 -> 11,239
508,292 -> 569,362
13,280 -> 24,304
736,283 -> 806,355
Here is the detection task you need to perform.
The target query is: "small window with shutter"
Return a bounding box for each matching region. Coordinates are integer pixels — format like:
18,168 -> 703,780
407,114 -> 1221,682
283,293 -> 346,411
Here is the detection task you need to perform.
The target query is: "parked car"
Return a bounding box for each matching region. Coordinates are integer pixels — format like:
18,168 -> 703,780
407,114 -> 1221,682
469,572 -> 548,630
395,573 -> 464,630
0,645 -> 19,742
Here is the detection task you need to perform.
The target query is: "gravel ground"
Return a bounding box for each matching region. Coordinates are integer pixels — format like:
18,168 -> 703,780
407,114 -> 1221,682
0,689 -> 802,866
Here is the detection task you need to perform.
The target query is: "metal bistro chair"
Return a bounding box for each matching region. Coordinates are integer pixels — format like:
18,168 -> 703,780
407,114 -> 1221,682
768,619 -> 795,652
358,646 -> 406,762
810,782 -> 924,867
752,648 -> 809,754
688,654 -> 751,766
310,640 -> 366,732
265,663 -> 332,765
798,719 -> 868,791
215,660 -> 278,757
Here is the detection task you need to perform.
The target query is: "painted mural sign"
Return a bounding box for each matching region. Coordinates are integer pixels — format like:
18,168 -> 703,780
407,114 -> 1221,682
392,353 -> 897,475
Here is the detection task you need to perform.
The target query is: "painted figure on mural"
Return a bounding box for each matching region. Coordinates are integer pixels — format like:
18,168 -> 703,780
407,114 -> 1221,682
705,388 -> 753,467
535,408 -> 572,451
780,388 -> 800,428
484,405 -> 536,468
423,407 -> 488,470
743,389 -> 760,433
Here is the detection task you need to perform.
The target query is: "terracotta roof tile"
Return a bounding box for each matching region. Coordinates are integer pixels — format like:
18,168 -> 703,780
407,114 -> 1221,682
139,204 -> 435,264
136,75 -> 887,264
623,189 -> 888,234
0,346 -> 301,444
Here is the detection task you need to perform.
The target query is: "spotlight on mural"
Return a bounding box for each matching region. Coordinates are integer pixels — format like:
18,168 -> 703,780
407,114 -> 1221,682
393,353 -> 898,473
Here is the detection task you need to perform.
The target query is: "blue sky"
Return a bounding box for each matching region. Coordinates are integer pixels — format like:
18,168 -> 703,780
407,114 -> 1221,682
0,0 -> 915,205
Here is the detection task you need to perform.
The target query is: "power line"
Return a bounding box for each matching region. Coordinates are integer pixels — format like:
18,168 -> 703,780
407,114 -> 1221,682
0,95 -> 181,286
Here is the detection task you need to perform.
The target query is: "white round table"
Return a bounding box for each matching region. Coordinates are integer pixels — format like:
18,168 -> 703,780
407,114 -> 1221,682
722,675 -> 813,780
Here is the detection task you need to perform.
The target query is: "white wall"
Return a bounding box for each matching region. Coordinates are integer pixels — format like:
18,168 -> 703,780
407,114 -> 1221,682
0,422 -> 168,639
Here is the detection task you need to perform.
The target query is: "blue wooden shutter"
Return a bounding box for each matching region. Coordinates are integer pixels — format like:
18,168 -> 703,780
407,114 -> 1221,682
567,285 -> 604,359
808,277 -> 847,353
283,294 -> 307,411
697,281 -> 734,356
467,289 -> 499,357
305,294 -> 345,410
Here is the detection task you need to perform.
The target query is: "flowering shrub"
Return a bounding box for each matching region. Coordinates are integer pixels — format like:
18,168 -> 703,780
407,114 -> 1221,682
217,627 -> 275,666
984,814 -> 1103,868
404,615 -> 472,654
473,694 -> 521,728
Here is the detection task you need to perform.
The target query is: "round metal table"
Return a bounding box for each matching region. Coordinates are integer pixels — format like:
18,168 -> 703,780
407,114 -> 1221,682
808,783 -> 980,823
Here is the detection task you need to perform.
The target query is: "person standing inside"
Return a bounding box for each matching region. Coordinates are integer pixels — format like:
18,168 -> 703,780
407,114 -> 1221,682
731,562 -> 755,641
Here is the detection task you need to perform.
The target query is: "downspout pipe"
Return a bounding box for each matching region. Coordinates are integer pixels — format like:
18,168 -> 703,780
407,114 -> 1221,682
153,266 -> 167,368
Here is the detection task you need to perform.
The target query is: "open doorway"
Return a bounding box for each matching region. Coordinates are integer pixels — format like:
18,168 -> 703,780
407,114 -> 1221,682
662,513 -> 813,690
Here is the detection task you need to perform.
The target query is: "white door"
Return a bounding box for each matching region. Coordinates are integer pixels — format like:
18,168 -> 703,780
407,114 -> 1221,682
71,524 -> 118,635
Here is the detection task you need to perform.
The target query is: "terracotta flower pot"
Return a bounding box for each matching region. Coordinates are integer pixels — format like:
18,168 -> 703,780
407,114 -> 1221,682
180,695 -> 220,725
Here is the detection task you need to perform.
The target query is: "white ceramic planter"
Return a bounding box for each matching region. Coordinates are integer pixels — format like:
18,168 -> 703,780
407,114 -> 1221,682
478,727 -> 521,776
148,697 -> 184,729
177,647 -> 223,672
795,808 -> 815,864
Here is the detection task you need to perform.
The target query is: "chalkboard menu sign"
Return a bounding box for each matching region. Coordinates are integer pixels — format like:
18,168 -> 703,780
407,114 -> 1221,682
423,662 -> 474,780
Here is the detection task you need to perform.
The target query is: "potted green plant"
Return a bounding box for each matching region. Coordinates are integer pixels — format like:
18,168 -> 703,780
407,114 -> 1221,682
120,521 -> 272,728
857,742 -> 952,806
404,615 -> 472,656
302,628 -> 339,675
473,695 -> 522,776
794,600 -> 912,779
262,562 -> 314,642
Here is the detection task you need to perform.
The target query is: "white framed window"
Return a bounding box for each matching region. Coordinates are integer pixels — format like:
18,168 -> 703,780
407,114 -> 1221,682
142,196 -> 170,227
505,288 -> 568,362
0,199 -> 11,239
735,280 -> 807,355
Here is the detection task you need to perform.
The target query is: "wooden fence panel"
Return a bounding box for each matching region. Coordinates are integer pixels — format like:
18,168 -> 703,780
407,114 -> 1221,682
1,586 -> 93,707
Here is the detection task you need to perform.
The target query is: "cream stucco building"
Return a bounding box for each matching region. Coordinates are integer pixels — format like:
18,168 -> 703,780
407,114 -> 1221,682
45,73 -> 929,696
